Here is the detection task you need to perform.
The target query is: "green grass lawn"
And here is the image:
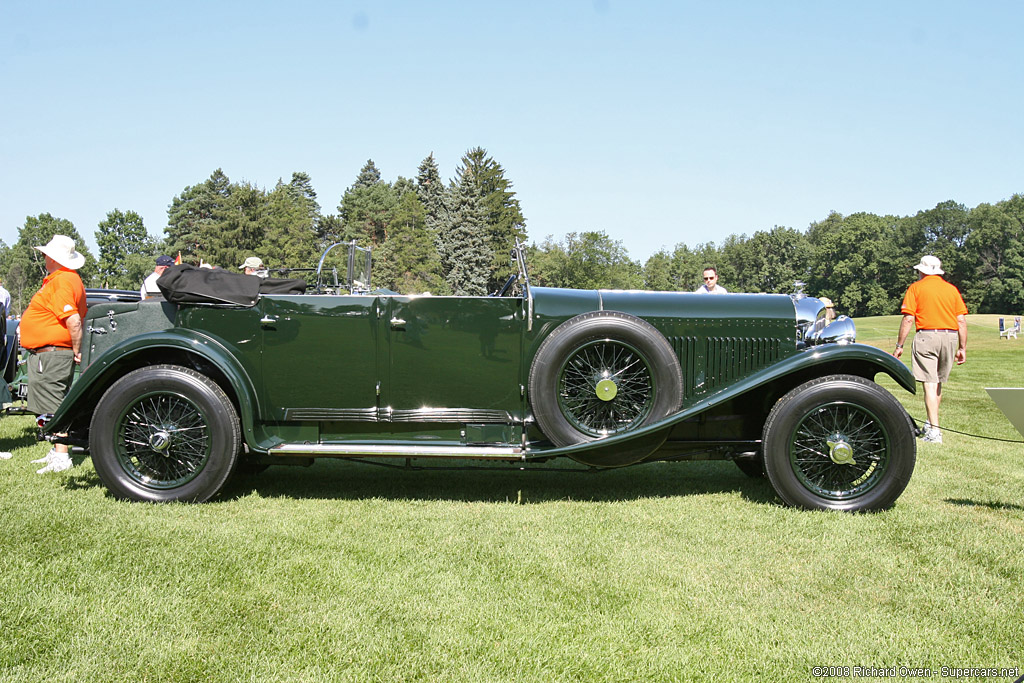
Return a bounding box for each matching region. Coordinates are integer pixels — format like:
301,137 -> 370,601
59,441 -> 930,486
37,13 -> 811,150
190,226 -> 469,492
1,315 -> 1022,682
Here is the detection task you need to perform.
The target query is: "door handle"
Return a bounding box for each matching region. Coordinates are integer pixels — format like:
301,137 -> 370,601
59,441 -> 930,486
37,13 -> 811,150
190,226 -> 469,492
260,315 -> 279,326
390,317 -> 406,331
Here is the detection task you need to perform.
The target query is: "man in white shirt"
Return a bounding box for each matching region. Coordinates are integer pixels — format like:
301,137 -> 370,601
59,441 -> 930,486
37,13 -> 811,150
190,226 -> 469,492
0,278 -> 11,316
695,267 -> 728,294
141,255 -> 174,299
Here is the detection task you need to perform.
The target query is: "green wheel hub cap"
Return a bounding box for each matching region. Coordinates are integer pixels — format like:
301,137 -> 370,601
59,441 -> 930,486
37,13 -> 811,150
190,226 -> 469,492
595,378 -> 618,401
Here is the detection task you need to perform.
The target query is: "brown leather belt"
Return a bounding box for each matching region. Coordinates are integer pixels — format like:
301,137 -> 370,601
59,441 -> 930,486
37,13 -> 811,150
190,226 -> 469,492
28,345 -> 72,354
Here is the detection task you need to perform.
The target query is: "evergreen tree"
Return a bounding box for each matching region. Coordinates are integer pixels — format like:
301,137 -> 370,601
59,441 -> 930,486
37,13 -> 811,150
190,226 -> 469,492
441,167 -> 492,295
96,209 -> 156,290
416,153 -> 449,236
455,147 -> 527,288
316,214 -> 344,253
353,159 -> 382,189
374,190 -> 448,294
263,174 -> 320,271
165,169 -> 232,263
207,183 -> 268,270
338,161 -> 397,246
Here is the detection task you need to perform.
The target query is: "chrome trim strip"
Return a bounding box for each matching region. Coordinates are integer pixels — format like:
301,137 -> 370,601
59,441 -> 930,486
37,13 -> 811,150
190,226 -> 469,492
269,443 -> 525,459
284,408 -> 378,421
283,407 -> 517,423
390,408 -> 515,423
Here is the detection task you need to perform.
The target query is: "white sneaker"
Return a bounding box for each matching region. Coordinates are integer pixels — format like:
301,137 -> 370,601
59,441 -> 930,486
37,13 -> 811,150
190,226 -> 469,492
37,452 -> 73,474
31,449 -> 57,464
922,427 -> 942,444
0,451 -> 13,460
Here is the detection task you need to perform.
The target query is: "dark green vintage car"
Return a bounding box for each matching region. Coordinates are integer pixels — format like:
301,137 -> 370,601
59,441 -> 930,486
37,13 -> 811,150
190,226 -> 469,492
42,244 -> 917,510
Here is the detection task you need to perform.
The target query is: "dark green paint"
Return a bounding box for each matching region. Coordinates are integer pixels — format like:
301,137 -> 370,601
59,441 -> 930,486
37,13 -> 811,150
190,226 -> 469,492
47,286 -> 913,462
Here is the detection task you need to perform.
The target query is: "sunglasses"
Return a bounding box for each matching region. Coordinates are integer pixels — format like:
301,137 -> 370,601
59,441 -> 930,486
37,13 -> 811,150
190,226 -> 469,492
703,276 -> 716,281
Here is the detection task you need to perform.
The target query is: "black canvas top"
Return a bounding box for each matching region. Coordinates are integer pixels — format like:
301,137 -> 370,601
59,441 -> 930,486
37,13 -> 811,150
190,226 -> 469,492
156,265 -> 306,306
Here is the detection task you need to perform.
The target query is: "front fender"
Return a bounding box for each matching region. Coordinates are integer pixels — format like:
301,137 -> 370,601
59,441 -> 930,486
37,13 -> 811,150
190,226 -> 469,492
44,329 -> 261,439
530,342 -> 915,461
792,342 -> 916,393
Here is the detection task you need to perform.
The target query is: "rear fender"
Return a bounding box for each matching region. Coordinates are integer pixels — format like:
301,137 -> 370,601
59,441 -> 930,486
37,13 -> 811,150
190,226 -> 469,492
44,330 -> 260,439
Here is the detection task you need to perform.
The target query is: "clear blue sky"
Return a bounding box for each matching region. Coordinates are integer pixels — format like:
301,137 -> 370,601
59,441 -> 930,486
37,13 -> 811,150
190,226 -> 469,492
2,1 -> 1021,263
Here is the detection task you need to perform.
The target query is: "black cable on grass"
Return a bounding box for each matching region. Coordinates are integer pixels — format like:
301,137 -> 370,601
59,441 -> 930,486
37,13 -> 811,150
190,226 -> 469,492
909,415 -> 1024,444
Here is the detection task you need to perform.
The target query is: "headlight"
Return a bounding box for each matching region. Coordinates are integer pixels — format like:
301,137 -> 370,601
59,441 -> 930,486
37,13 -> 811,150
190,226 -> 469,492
813,315 -> 857,344
793,296 -> 828,344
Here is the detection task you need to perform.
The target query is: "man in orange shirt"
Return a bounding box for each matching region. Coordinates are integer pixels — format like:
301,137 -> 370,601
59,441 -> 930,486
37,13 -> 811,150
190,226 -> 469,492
893,255 -> 968,444
19,235 -> 88,473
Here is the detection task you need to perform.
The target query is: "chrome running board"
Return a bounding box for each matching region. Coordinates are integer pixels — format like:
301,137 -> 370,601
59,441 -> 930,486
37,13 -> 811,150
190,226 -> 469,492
268,443 -> 525,460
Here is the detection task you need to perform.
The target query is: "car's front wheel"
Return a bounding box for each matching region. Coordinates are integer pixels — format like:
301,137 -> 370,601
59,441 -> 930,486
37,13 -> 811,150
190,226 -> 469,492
89,364 -> 241,503
762,374 -> 916,511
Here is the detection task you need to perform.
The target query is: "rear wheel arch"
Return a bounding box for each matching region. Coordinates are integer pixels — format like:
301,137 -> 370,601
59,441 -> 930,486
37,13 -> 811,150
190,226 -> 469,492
60,346 -> 255,440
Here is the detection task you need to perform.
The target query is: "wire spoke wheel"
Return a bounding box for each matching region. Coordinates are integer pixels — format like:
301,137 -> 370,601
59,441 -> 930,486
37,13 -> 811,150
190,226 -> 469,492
763,374 -> 916,511
90,365 -> 241,502
557,338 -> 655,438
790,401 -> 889,500
115,392 -> 212,489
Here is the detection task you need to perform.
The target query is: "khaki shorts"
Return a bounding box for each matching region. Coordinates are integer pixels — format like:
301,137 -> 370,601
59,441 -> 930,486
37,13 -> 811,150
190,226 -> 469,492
911,330 -> 958,383
27,348 -> 76,415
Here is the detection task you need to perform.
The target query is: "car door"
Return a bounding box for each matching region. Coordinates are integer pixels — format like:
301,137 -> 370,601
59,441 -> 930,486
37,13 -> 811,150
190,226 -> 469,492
383,295 -> 524,426
257,294 -> 379,423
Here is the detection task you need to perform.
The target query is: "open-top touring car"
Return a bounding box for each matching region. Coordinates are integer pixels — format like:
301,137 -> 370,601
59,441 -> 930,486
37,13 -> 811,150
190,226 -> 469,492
41,243 -> 917,511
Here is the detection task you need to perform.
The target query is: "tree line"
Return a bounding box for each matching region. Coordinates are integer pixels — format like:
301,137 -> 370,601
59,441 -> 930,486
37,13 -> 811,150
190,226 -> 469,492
0,147 -> 1021,318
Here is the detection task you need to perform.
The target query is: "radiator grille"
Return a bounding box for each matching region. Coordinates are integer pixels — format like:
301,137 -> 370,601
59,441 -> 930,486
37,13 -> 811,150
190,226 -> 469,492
669,336 -> 782,399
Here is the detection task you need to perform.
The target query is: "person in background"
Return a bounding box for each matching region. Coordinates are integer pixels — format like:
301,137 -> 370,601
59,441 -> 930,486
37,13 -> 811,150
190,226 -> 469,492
240,256 -> 268,278
695,267 -> 728,294
819,296 -> 836,322
141,255 -> 174,299
16,235 -> 88,473
893,255 -> 968,445
0,277 -> 10,316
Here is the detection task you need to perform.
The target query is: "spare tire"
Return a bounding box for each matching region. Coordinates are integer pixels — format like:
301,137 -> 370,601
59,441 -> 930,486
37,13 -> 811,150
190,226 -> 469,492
528,311 -> 682,453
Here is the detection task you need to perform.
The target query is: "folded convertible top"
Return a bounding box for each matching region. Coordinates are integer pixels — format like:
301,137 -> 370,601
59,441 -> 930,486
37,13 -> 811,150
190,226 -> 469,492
156,264 -> 306,305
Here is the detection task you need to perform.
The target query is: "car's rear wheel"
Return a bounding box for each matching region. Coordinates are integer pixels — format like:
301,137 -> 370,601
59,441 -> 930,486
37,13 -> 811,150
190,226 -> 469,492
528,312 -> 682,456
89,365 -> 240,503
762,374 -> 916,511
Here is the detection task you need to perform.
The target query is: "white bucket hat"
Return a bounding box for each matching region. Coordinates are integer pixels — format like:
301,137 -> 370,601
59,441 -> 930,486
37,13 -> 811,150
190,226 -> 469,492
35,235 -> 86,270
240,256 -> 264,270
913,255 -> 944,275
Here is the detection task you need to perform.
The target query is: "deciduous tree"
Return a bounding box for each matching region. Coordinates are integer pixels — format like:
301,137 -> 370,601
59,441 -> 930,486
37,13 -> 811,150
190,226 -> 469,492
96,209 -> 155,290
